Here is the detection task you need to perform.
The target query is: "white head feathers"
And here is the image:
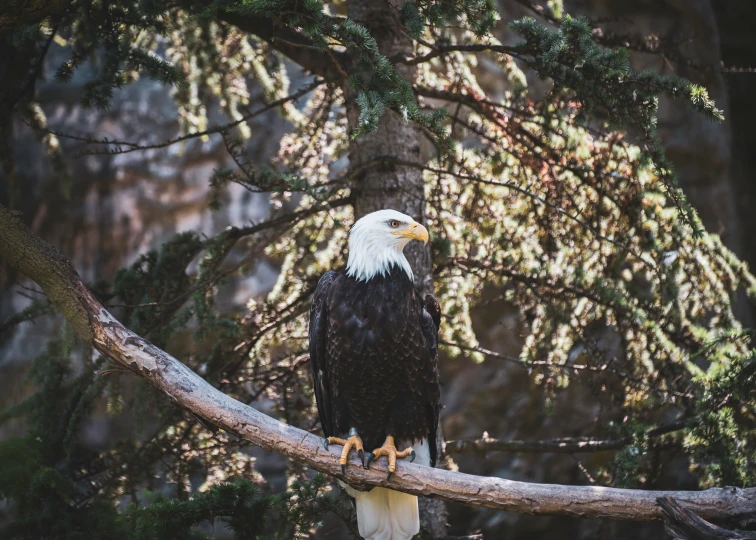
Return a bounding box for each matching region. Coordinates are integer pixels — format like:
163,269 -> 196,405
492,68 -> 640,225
345,209 -> 429,282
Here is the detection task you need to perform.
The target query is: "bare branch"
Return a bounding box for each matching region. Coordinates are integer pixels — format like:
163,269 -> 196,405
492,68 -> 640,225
1,203 -> 755,522
395,43 -> 523,66
446,420 -> 692,454
43,79 -> 325,156
658,497 -> 756,539
440,339 -> 694,400
222,196 -> 352,243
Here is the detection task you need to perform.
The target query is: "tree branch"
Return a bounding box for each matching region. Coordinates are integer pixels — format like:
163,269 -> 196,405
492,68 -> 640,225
214,9 -> 347,80
0,0 -> 71,35
42,78 -> 326,156
1,203 -> 755,522
658,497 -> 756,539
395,43 -> 523,66
446,420 -> 692,454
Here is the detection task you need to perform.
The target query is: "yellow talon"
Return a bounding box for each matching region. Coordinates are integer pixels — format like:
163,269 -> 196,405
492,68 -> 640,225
368,436 -> 414,480
325,429 -> 364,474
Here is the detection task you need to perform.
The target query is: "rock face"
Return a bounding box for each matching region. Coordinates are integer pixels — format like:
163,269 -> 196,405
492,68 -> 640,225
1,2 -> 755,539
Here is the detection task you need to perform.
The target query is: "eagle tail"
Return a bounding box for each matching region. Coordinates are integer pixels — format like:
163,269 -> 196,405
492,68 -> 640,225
355,487 -> 419,540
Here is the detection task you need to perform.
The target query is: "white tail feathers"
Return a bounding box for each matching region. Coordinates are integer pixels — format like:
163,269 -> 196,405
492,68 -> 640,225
355,487 -> 419,540
340,438 -> 429,539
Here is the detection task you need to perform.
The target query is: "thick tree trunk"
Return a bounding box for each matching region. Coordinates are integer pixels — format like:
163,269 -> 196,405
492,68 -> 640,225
344,1 -> 446,535
345,0 -> 433,296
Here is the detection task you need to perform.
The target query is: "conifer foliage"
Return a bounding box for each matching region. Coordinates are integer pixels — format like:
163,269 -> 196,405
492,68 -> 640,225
0,0 -> 754,538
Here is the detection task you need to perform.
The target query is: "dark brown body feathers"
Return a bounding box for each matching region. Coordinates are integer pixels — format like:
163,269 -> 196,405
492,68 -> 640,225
309,266 -> 441,465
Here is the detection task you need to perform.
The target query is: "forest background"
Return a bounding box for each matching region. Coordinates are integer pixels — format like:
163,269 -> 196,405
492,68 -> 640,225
1,0 -> 756,538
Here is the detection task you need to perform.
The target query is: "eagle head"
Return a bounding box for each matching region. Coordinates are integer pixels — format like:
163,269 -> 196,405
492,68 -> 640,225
345,209 -> 429,282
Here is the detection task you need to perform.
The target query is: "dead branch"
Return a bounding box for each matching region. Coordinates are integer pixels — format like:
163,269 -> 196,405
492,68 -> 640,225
658,497 -> 756,539
1,203 -> 755,522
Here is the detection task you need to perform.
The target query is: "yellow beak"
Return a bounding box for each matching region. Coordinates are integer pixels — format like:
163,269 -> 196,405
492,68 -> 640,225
392,222 -> 429,244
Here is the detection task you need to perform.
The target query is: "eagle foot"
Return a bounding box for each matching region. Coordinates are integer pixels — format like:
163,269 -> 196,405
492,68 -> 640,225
366,435 -> 415,480
324,429 -> 365,474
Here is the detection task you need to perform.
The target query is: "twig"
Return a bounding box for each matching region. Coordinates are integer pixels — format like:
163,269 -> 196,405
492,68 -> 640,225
43,79 -> 324,156
396,43 -> 523,66
441,336 -> 695,400
446,419 -> 692,454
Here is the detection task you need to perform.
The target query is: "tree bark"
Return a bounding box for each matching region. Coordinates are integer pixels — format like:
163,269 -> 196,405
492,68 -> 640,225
3,187 -> 756,526
658,497 -> 756,539
345,0 -> 433,296
344,0 -> 444,534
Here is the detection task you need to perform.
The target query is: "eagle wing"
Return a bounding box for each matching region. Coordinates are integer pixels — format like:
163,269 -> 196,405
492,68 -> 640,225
309,271 -> 339,437
420,294 -> 441,466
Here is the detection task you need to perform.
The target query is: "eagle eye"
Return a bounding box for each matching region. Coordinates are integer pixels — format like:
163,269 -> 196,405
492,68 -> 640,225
388,219 -> 401,229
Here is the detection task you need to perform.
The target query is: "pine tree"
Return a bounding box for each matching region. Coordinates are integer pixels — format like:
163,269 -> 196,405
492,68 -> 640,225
1,0 -> 754,538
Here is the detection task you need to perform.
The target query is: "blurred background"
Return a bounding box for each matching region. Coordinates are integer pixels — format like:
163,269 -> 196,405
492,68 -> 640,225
1,1 -> 755,538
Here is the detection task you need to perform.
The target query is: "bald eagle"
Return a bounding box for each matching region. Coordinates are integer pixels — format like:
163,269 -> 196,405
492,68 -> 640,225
309,209 -> 441,540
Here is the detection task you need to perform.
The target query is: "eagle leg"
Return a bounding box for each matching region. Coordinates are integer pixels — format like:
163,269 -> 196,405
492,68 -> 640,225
366,435 -> 416,480
324,428 -> 365,474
